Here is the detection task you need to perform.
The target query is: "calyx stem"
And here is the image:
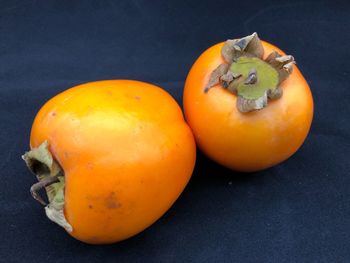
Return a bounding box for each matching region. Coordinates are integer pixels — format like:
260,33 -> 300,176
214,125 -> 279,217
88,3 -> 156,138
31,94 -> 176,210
244,69 -> 257,85
30,175 -> 59,205
22,141 -> 72,232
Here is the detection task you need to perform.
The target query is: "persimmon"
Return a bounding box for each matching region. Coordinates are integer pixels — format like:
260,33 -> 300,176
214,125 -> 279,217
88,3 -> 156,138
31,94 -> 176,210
184,33 -> 313,172
23,80 -> 196,244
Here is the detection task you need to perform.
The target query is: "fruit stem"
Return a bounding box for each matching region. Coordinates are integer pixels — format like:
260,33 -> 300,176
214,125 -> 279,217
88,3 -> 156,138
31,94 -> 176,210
244,69 -> 257,85
30,175 -> 59,205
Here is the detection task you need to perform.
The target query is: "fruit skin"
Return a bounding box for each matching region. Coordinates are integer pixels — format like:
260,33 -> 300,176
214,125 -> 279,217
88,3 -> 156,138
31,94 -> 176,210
30,80 -> 196,244
183,41 -> 313,172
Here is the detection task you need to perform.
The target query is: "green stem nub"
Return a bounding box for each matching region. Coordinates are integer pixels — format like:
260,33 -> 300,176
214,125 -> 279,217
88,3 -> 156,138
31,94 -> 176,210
204,32 -> 295,112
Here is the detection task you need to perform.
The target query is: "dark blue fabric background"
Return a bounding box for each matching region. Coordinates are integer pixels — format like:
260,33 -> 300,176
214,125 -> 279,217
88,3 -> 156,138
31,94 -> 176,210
1,0 -> 349,262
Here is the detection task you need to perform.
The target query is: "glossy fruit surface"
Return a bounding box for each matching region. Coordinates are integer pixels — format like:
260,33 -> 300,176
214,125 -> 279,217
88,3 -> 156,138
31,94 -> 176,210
30,80 -> 196,244
184,41 -> 313,172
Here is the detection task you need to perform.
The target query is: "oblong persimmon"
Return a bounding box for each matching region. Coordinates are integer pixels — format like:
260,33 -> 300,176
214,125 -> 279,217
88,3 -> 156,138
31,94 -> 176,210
23,80 -> 196,244
183,33 -> 313,172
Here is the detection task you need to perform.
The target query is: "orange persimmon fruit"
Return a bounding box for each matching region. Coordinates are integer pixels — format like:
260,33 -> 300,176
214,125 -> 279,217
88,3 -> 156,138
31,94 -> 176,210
23,80 -> 196,244
183,33 -> 313,172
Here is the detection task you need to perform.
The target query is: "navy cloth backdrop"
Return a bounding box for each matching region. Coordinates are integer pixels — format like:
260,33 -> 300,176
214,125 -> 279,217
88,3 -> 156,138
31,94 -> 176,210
1,0 -> 350,262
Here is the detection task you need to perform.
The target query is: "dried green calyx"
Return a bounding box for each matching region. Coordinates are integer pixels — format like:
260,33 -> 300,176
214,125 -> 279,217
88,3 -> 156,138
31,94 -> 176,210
22,141 -> 72,232
205,32 -> 295,112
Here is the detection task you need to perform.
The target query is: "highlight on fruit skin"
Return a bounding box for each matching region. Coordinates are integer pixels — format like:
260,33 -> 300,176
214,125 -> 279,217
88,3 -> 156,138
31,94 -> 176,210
23,80 -> 196,244
183,33 -> 313,172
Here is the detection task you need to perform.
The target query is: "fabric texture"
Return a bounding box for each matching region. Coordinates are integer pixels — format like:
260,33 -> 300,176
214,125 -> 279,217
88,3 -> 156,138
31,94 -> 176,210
1,0 -> 349,262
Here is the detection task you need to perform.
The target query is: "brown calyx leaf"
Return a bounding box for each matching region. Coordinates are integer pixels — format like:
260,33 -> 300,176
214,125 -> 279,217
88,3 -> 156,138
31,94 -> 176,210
220,71 -> 235,85
237,92 -> 268,113
265,51 -> 295,83
22,141 -> 73,232
267,86 -> 283,99
221,32 -> 264,63
221,71 -> 242,90
204,63 -> 229,92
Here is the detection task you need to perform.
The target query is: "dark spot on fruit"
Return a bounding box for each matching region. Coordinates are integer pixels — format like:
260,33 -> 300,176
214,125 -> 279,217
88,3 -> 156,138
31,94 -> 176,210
134,96 -> 141,100
88,205 -> 93,209
50,112 -> 56,117
105,192 -> 121,209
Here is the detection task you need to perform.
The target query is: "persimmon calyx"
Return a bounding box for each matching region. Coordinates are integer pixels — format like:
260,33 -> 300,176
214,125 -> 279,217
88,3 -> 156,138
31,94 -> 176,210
22,141 -> 72,232
204,32 -> 295,112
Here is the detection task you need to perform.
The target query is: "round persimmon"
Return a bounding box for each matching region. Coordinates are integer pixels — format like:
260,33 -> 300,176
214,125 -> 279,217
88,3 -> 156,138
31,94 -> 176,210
23,80 -> 196,244
183,33 -> 313,172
